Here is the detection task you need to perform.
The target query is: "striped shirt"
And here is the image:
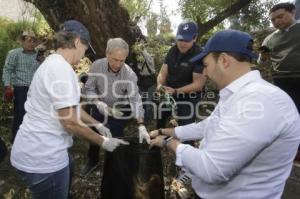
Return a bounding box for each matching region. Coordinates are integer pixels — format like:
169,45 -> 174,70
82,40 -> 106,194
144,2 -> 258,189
2,48 -> 40,86
84,58 -> 144,119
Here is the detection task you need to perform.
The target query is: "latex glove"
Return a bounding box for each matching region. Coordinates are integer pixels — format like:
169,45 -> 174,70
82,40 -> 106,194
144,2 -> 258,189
138,125 -> 150,144
106,106 -> 124,117
96,101 -> 123,117
95,123 -> 112,138
177,187 -> 190,199
4,86 -> 13,102
101,137 -> 129,152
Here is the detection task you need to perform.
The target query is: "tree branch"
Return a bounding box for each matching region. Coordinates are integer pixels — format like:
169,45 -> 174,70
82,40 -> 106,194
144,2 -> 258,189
198,0 -> 254,38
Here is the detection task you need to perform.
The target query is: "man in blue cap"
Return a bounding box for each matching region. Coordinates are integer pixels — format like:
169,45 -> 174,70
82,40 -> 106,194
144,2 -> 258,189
150,29 -> 300,199
156,21 -> 206,131
10,20 -> 128,198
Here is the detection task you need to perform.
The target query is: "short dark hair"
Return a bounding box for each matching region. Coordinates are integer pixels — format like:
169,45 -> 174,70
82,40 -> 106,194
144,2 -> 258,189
52,31 -> 88,50
211,52 -> 252,63
270,2 -> 295,14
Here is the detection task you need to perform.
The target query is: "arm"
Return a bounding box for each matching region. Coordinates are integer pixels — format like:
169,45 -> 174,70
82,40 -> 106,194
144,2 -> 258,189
126,71 -> 150,143
150,119 -> 209,140
58,106 -> 128,150
79,106 -> 100,125
157,63 -> 168,89
83,61 -> 101,102
58,106 -> 104,146
172,92 -> 281,184
176,72 -> 206,93
257,33 -> 273,64
2,50 -> 17,87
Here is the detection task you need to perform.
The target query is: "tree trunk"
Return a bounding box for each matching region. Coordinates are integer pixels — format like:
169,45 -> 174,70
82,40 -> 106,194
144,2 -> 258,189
197,0 -> 253,39
23,0 -> 143,59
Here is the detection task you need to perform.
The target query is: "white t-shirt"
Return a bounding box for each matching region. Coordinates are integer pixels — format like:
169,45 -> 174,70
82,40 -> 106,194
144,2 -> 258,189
11,54 -> 80,173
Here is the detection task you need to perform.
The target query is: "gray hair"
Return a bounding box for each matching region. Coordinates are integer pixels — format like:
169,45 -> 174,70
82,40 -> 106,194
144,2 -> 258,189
106,38 -> 129,54
52,31 -> 88,50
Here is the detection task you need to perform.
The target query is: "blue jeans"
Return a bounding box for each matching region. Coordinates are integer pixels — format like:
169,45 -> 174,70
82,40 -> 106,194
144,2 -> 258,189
16,157 -> 73,199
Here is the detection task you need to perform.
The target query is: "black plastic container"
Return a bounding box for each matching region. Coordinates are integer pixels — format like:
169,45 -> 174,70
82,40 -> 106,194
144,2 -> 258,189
101,137 -> 165,199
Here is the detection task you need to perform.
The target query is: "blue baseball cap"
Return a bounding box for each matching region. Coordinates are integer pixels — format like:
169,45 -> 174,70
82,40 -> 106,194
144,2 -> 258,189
176,21 -> 198,41
62,20 -> 96,54
190,29 -> 256,68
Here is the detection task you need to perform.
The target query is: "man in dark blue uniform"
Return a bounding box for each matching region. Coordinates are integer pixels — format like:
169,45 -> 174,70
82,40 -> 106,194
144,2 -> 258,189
156,21 -> 206,129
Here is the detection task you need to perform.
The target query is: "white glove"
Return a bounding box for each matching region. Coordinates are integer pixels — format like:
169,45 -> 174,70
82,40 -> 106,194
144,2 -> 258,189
95,123 -> 112,138
101,137 -> 129,152
138,125 -> 150,144
177,187 -> 190,199
96,101 -> 123,117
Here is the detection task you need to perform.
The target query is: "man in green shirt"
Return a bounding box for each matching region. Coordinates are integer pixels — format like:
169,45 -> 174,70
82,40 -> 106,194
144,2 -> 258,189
2,30 -> 40,142
259,2 -> 300,161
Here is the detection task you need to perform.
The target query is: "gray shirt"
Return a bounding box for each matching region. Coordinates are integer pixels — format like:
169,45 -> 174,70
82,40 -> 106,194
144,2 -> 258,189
84,58 -> 144,119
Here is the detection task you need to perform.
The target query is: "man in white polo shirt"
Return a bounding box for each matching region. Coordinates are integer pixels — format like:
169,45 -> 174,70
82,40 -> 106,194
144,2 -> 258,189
150,30 -> 300,199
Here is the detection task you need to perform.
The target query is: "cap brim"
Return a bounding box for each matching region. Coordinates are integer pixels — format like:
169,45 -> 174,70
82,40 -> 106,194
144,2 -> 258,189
176,34 -> 193,42
190,51 -> 209,68
88,42 -> 96,55
190,51 -> 208,62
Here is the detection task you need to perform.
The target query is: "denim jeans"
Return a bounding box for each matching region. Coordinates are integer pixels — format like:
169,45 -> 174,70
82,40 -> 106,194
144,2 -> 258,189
16,156 -> 73,199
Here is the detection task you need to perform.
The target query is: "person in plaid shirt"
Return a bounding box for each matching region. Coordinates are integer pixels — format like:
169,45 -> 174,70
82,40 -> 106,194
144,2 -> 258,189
2,30 -> 40,142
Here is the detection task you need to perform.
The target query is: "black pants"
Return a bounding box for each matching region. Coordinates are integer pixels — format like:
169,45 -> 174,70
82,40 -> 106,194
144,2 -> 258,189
12,86 -> 29,143
273,77 -> 300,111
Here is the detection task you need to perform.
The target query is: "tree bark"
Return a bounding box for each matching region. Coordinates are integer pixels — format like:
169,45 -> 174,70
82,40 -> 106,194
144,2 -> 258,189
23,0 -> 143,59
197,0 -> 253,39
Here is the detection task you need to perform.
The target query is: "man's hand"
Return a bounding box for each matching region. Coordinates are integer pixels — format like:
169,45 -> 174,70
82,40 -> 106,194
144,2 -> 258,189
164,86 -> 176,94
95,123 -> 112,138
138,125 -> 150,144
156,84 -> 163,91
101,137 -> 129,152
150,135 -> 166,148
96,101 -> 123,118
4,86 -> 13,102
149,129 -> 159,138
